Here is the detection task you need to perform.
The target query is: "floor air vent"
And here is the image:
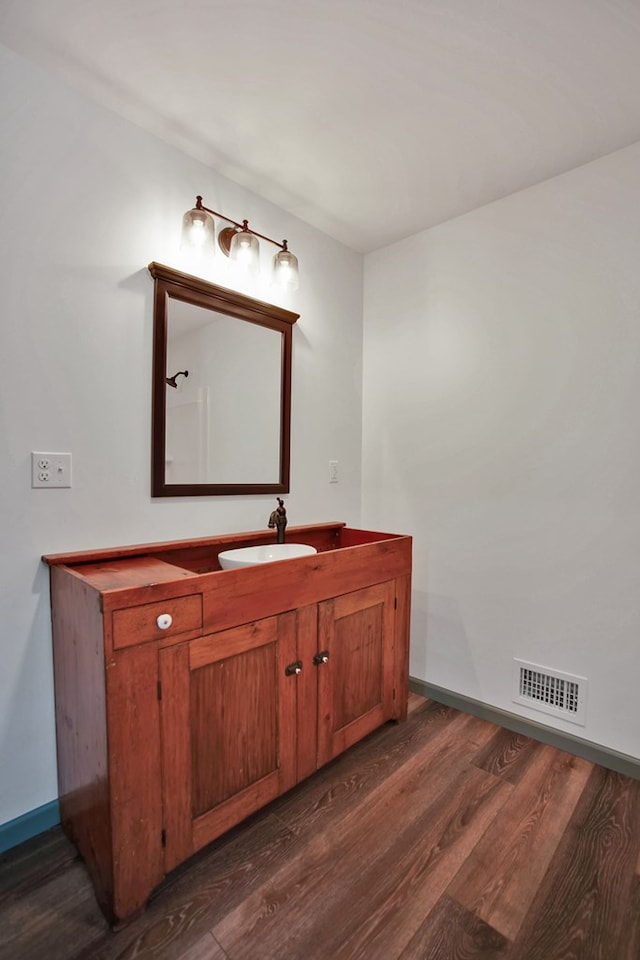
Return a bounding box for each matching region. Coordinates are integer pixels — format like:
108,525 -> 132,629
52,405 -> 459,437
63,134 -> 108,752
513,659 -> 587,726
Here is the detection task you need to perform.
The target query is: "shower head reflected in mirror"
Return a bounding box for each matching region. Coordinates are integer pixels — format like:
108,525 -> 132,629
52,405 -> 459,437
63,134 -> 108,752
166,370 -> 188,389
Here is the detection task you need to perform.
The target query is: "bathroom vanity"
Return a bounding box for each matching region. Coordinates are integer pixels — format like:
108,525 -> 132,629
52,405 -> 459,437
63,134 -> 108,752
43,522 -> 411,924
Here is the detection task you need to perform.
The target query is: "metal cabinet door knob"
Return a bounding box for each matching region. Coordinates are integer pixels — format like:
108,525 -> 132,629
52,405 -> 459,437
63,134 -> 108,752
285,660 -> 303,676
313,651 -> 329,665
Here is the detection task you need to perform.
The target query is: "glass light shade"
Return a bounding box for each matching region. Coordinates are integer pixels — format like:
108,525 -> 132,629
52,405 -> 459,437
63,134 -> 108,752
229,229 -> 260,274
181,207 -> 215,253
273,248 -> 299,290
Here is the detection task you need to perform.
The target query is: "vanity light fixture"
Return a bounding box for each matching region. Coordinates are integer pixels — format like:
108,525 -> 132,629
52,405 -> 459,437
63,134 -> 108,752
181,196 -> 299,290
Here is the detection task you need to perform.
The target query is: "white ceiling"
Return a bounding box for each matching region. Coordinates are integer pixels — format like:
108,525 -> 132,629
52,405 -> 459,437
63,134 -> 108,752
2,0 -> 640,252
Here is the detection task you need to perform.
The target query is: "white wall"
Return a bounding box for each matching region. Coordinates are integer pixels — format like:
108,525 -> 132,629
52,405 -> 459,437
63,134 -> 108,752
0,43 -> 364,826
363,141 -> 640,758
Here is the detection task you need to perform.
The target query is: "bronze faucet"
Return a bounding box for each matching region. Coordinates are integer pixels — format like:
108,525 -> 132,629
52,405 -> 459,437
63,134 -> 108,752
268,498 -> 287,544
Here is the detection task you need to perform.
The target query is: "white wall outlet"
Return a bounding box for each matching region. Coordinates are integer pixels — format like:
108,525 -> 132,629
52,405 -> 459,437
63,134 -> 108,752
31,452 -> 72,488
329,460 -> 339,483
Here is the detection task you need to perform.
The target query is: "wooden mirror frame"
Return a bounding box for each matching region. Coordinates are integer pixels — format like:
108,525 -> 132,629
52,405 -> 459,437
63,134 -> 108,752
149,262 -> 299,497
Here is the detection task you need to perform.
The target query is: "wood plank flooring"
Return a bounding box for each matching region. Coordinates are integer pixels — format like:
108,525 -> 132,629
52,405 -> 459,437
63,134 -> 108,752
1,695 -> 638,960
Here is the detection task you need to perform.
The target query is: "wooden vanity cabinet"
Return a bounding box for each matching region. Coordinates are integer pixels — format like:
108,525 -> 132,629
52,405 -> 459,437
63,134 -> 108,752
44,522 -> 411,925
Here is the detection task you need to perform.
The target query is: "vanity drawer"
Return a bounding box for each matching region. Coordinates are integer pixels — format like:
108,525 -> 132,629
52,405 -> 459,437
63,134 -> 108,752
112,594 -> 203,650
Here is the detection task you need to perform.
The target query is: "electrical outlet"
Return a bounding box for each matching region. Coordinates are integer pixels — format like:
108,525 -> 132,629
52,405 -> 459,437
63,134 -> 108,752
329,460 -> 339,483
31,452 -> 72,488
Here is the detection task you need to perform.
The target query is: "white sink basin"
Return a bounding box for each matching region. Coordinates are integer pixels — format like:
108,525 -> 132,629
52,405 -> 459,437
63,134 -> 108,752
218,543 -> 318,570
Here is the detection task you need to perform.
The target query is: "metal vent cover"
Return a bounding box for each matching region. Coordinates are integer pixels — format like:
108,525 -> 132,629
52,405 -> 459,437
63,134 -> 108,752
513,659 -> 587,726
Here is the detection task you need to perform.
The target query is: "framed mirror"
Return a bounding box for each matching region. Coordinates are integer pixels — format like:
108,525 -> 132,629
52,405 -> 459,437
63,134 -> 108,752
149,262 -> 299,496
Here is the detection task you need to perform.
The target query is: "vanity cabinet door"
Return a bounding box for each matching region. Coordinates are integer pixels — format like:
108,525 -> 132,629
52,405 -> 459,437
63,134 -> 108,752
159,612 -> 298,872
316,580 -> 397,767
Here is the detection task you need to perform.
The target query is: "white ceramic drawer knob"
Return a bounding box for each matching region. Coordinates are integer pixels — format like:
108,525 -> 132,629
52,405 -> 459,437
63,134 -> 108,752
156,613 -> 173,630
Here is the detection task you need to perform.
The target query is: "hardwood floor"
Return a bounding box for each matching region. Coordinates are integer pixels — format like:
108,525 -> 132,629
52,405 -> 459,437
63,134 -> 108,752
1,695 -> 639,960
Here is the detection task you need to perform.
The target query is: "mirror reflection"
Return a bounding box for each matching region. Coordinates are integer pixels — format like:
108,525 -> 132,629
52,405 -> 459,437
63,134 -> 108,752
165,300 -> 281,485
149,263 -> 299,497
